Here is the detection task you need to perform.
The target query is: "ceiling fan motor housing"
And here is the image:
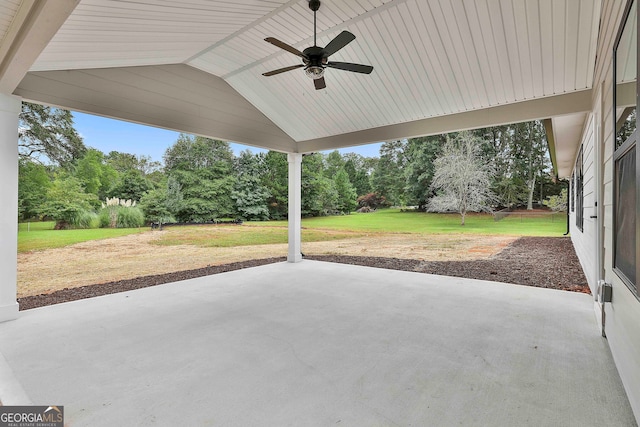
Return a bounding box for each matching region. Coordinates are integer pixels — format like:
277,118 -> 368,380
302,46 -> 328,79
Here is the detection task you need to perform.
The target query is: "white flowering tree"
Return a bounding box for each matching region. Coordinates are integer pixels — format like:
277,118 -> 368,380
427,131 -> 496,225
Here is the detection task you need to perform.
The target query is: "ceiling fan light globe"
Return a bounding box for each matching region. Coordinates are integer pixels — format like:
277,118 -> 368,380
305,66 -> 325,79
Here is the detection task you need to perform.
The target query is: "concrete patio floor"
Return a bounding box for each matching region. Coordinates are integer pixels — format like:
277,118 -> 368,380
0,260 -> 636,426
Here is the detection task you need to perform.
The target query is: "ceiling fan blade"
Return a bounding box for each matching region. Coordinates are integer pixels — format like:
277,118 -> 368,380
323,31 -> 356,57
314,77 -> 326,90
264,37 -> 306,58
327,61 -> 373,74
262,64 -> 304,76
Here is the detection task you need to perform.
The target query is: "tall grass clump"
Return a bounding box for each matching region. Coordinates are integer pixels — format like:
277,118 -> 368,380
116,206 -> 144,228
73,210 -> 100,229
99,197 -> 145,228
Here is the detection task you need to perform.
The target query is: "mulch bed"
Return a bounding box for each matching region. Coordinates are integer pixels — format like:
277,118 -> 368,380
18,237 -> 588,311
307,237 -> 589,294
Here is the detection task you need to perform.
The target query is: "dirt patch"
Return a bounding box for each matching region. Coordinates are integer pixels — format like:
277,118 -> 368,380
17,231 -> 515,298
17,235 -> 588,310
303,234 -> 516,260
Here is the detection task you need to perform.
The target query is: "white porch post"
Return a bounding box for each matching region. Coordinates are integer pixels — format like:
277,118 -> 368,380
287,153 -> 302,263
0,94 -> 20,322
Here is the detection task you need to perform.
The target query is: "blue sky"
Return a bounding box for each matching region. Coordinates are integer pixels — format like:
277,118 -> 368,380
72,112 -> 382,164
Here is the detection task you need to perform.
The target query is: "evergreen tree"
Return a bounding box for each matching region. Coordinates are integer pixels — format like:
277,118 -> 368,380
372,140 -> 406,206
334,169 -> 357,213
165,176 -> 183,219
324,150 -> 345,179
404,135 -> 443,210
232,151 -> 270,220
343,153 -> 372,196
302,153 -> 337,216
262,151 -> 288,219
164,134 -> 235,222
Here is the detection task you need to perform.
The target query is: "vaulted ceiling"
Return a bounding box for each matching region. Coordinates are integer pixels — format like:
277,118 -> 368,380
1,0 -> 602,176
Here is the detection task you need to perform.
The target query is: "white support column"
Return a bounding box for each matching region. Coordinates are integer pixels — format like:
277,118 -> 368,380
287,153 -> 303,263
0,94 -> 20,322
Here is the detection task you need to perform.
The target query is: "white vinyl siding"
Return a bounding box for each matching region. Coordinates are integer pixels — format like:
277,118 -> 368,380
597,0 -> 640,419
571,116 -> 598,292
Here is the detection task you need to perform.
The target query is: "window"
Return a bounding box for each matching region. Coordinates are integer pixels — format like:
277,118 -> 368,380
570,173 -> 575,212
575,146 -> 584,232
613,0 -> 639,297
615,143 -> 636,286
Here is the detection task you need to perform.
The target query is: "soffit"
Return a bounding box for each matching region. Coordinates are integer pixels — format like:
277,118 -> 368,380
552,113 -> 590,178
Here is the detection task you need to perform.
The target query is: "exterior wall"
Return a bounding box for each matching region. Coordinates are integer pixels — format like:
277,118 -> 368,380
584,0 -> 640,419
570,114 -> 599,295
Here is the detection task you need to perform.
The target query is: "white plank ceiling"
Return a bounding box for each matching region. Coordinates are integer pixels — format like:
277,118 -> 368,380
4,0 -> 603,161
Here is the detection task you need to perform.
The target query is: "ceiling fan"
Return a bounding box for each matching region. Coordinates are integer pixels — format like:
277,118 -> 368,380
262,0 -> 374,90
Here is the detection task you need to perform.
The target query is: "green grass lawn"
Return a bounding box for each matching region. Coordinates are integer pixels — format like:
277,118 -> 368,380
154,224 -> 364,247
272,209 -> 567,236
18,221 -> 145,253
17,210 -> 567,252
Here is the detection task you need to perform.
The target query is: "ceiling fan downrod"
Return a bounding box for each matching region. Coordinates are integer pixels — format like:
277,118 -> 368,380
309,0 -> 320,46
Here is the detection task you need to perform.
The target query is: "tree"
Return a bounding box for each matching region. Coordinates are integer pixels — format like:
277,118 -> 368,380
404,136 -> 443,209
39,175 -> 97,229
165,176 -> 183,218
232,151 -> 270,220
75,148 -> 117,203
427,132 -> 496,225
108,170 -> 151,202
320,151 -> 358,214
324,150 -> 345,179
333,169 -> 357,213
343,153 -> 372,196
262,151 -> 288,219
106,151 -> 162,175
164,134 -> 235,222
139,188 -> 172,225
19,102 -> 86,167
139,176 -> 182,225
302,153 -> 337,216
372,140 -> 406,206
18,159 -> 51,220
510,121 -> 549,209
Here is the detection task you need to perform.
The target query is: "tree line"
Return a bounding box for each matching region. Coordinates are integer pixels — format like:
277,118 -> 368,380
18,102 -> 563,229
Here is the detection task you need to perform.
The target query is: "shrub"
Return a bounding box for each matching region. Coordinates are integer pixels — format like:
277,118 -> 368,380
73,210 -> 100,229
116,206 -> 144,228
139,188 -> 174,225
543,188 -> 568,212
98,208 -> 112,228
357,193 -> 388,209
